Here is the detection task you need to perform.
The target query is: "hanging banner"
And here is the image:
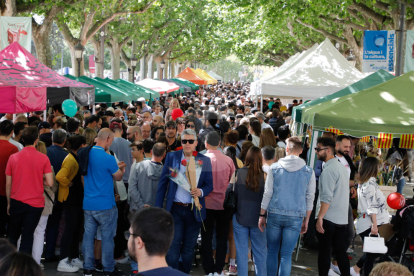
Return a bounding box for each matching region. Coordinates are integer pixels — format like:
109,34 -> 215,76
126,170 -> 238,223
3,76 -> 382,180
0,17 -> 32,52
362,30 -> 395,73
404,30 -> 414,73
399,134 -> 414,149
377,133 -> 393,149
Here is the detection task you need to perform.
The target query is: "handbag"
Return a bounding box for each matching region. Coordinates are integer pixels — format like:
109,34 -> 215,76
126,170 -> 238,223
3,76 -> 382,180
223,170 -> 238,215
363,233 -> 388,254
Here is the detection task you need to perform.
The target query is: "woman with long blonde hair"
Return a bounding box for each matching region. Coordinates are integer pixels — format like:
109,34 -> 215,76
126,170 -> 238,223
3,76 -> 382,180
164,98 -> 180,123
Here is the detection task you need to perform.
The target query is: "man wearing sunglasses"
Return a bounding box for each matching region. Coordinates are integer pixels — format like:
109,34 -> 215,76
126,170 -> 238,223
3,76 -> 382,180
314,137 -> 350,276
155,128 -> 213,274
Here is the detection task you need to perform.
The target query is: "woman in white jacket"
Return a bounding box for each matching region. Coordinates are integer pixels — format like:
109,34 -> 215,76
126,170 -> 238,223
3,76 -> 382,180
352,157 -> 390,276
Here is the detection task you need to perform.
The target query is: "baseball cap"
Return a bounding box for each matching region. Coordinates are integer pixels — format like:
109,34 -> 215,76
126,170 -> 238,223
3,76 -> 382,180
38,122 -> 51,130
109,121 -> 122,131
137,97 -> 146,102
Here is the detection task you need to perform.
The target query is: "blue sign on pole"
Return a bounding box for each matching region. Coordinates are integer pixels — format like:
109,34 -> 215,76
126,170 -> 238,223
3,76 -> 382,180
362,30 -> 395,72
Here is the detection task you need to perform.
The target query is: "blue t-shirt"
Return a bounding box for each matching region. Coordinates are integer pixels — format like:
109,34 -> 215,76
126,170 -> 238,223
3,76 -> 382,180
83,146 -> 119,211
139,267 -> 188,276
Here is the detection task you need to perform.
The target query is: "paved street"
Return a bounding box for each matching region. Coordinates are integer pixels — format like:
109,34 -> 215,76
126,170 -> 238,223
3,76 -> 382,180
42,180 -> 414,276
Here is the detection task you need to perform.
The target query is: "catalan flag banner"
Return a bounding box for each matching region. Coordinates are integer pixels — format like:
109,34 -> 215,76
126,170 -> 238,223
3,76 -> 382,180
399,134 -> 414,149
377,133 -> 393,149
325,127 -> 344,135
360,136 -> 370,143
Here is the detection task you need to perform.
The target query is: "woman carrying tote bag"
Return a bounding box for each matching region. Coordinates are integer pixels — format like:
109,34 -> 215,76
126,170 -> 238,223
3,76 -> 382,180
352,157 -> 390,276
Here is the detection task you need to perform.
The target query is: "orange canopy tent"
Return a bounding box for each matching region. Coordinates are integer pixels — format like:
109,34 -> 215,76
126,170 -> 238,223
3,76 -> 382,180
175,67 -> 207,85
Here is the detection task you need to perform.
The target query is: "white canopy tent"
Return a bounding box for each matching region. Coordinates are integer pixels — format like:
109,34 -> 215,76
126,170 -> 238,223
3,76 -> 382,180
207,71 -> 223,81
250,38 -> 364,101
249,43 -> 319,98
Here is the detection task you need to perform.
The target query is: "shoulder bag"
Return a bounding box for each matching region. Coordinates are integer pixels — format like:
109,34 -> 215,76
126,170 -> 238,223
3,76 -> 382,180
223,169 -> 238,215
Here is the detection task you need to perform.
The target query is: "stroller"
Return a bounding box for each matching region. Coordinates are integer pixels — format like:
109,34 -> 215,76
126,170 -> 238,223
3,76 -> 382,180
381,198 -> 414,272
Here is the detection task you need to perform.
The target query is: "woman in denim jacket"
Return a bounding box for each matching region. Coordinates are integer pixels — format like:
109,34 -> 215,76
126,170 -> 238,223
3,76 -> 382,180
259,137 -> 316,276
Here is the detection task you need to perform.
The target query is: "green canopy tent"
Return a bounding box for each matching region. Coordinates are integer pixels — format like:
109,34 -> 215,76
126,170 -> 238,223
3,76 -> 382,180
116,79 -> 160,100
162,79 -> 186,95
73,76 -> 135,102
93,77 -> 147,102
64,74 -> 111,103
292,70 -> 395,123
171,78 -> 199,92
305,71 -> 414,168
303,71 -> 414,137
165,79 -> 192,93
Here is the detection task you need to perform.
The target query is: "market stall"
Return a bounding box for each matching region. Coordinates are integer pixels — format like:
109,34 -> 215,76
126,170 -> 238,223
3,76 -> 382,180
207,71 -> 223,82
0,42 -> 94,113
292,70 -> 395,123
175,67 -> 208,85
195,69 -> 218,84
249,39 -> 364,101
306,71 -> 414,168
64,75 -> 111,103
170,77 -> 200,92
136,78 -> 180,95
162,79 -> 189,94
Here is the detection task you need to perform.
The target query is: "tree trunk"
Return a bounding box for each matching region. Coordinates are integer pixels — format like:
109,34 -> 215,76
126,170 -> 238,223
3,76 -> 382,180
32,25 -> 52,68
2,0 -> 16,16
147,55 -> 154,78
108,41 -> 121,80
90,37 -> 103,78
139,55 -> 146,80
68,44 -> 84,77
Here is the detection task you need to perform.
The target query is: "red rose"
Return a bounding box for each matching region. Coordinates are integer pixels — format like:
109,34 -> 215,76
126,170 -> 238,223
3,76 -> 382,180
192,151 -> 198,157
171,170 -> 177,177
197,160 -> 203,166
181,159 -> 187,166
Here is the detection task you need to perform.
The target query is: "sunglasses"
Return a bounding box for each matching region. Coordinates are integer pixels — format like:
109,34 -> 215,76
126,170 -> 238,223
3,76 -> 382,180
182,139 -> 195,144
186,124 -> 195,129
314,147 -> 328,152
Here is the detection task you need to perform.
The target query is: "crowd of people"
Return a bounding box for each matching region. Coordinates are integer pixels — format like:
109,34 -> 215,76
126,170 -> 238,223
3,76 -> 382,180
0,81 -> 413,276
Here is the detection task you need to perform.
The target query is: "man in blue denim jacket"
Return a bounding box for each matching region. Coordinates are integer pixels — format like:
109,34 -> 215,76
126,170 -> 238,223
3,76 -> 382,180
259,136 -> 316,276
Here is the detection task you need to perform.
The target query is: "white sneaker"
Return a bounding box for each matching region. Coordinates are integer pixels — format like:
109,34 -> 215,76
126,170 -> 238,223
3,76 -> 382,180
330,263 -> 341,275
346,248 -> 354,253
350,267 -> 360,276
116,255 -> 130,264
71,258 -> 83,268
328,269 -> 339,276
57,257 -> 79,273
214,273 -> 225,276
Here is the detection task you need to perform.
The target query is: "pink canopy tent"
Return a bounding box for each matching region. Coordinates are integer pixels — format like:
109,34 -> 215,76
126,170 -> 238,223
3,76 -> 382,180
0,42 -> 94,113
136,78 -> 179,94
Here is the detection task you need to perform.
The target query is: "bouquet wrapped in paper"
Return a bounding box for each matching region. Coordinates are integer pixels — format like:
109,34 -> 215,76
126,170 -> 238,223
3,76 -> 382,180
167,156 -> 204,211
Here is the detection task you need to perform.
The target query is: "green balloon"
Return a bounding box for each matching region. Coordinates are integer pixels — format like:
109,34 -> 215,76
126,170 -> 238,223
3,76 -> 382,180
62,99 -> 77,117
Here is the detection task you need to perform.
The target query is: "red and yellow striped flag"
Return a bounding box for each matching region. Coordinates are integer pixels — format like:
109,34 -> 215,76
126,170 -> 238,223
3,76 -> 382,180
325,126 -> 344,135
377,133 -> 393,148
399,134 -> 414,149
360,136 -> 370,143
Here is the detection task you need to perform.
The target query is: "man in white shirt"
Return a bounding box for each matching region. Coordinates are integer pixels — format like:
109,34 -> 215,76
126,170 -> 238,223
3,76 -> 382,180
261,146 -> 276,174
255,112 -> 272,130
0,114 -> 13,122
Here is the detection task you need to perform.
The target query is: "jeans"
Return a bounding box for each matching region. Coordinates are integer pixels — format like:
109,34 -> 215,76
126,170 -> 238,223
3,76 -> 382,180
397,178 -> 406,194
8,199 -> 43,254
166,204 -> 201,274
44,201 -> 63,258
60,203 -> 83,260
82,206 -> 118,272
316,219 -> 350,276
266,213 -> 302,276
201,209 -> 231,275
232,215 -> 267,276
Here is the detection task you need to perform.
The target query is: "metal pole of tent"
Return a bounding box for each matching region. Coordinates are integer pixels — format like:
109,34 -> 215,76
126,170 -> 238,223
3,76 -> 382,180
13,114 -> 16,122
395,3 -> 405,77
92,105 -> 96,115
260,93 -> 263,112
43,110 -> 47,121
